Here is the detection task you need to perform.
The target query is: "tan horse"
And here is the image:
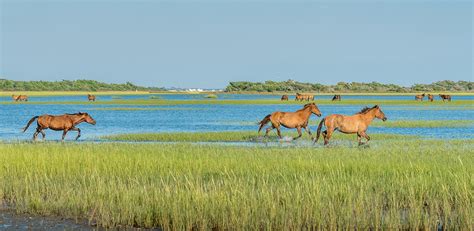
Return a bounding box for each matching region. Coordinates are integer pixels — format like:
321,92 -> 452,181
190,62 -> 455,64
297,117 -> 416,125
315,105 -> 387,145
415,93 -> 425,101
427,94 -> 434,102
12,95 -> 28,101
258,103 -> 322,140
281,95 -> 289,101
332,95 -> 341,101
295,93 -> 314,101
439,94 -> 451,102
23,112 -> 96,141
87,94 -> 96,101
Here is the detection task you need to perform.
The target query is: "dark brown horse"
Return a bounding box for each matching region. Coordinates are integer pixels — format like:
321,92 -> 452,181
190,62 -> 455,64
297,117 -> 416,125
315,105 -> 387,145
332,95 -> 341,101
87,94 -> 96,101
427,94 -> 434,102
12,95 -> 28,101
23,112 -> 96,141
281,95 -> 289,101
415,93 -> 425,101
258,103 -> 322,140
439,94 -> 451,102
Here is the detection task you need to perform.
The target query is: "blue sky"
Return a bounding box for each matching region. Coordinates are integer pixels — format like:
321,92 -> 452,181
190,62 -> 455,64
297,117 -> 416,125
0,0 -> 472,88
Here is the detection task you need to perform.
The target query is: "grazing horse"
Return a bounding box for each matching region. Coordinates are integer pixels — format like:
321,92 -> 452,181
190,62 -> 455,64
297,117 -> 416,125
12,95 -> 28,101
295,93 -> 314,101
258,103 -> 322,140
415,93 -> 425,101
87,94 -> 96,101
439,94 -> 451,102
23,112 -> 96,141
332,95 -> 341,101
315,105 -> 387,146
427,94 -> 434,102
281,95 -> 289,101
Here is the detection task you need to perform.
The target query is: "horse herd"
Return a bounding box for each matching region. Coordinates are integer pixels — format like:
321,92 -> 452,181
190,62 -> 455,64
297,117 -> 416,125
11,94 -> 97,102
415,93 -> 452,102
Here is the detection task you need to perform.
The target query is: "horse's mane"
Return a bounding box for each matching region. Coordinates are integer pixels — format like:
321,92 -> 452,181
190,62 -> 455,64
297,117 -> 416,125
66,112 -> 86,116
356,105 -> 377,114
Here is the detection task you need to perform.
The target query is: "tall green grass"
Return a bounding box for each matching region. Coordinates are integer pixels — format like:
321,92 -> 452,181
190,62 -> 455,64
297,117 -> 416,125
0,140 -> 472,229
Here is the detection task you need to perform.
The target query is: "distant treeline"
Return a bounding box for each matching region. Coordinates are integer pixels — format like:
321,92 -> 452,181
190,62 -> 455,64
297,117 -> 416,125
225,80 -> 473,93
0,79 -> 164,91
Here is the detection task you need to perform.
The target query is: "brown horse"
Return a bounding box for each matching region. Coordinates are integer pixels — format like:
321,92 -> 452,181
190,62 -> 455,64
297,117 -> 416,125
12,95 -> 28,101
281,95 -> 289,101
315,105 -> 387,146
415,93 -> 425,101
23,112 -> 96,141
332,95 -> 341,101
439,94 -> 451,102
87,94 -> 96,101
427,94 -> 434,102
258,103 -> 322,140
295,93 -> 314,101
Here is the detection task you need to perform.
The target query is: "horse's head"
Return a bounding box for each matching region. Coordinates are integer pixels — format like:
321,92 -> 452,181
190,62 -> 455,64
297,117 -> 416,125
305,103 -> 322,117
422,93 -> 425,96
79,112 -> 96,125
374,105 -> 387,121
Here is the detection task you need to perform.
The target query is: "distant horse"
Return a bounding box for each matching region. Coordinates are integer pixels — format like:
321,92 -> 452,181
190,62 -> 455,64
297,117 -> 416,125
332,95 -> 341,101
439,94 -> 451,102
258,103 -> 322,140
315,105 -> 387,146
87,94 -> 96,101
427,94 -> 434,102
12,95 -> 28,101
295,93 -> 314,101
415,93 -> 425,101
281,95 -> 289,101
23,112 -> 96,141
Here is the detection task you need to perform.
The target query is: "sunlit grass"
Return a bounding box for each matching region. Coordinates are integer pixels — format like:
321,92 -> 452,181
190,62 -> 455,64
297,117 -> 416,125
0,140 -> 472,229
2,98 -> 473,107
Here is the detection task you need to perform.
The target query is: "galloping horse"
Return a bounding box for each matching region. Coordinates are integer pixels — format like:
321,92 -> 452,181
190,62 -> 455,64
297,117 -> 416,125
258,103 -> 322,140
281,95 -> 289,101
439,94 -> 451,102
295,93 -> 314,101
23,112 -> 96,141
315,105 -> 387,145
427,94 -> 434,102
12,95 -> 28,101
87,94 -> 96,101
415,93 -> 425,101
332,95 -> 341,101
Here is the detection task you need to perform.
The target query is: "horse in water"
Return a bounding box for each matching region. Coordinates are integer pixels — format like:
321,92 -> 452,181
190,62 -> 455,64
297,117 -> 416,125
415,93 -> 425,101
315,105 -> 387,146
87,94 -> 96,101
12,95 -> 28,101
258,103 -> 322,140
23,112 -> 96,141
332,95 -> 341,101
281,95 -> 289,101
439,94 -> 451,102
427,94 -> 434,102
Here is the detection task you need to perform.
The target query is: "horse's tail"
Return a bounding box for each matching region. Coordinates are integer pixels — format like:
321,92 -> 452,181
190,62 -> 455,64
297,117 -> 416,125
315,118 -> 326,143
258,114 -> 272,133
23,116 -> 39,132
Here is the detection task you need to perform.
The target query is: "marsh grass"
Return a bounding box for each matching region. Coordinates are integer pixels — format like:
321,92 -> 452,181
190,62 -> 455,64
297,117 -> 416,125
0,140 -> 472,229
2,99 -> 473,107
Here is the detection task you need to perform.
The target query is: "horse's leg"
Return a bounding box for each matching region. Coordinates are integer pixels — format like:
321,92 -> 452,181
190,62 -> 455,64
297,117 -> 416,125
265,126 -> 274,137
294,126 -> 302,140
275,125 -> 282,139
39,129 -> 46,141
357,132 -> 363,146
70,127 -> 81,140
303,126 -> 313,139
33,127 -> 40,141
62,129 -> 69,141
324,128 -> 334,145
360,131 -> 370,144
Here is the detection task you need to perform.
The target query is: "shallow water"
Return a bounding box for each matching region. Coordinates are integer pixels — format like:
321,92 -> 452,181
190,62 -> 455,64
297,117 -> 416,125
0,101 -> 472,141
